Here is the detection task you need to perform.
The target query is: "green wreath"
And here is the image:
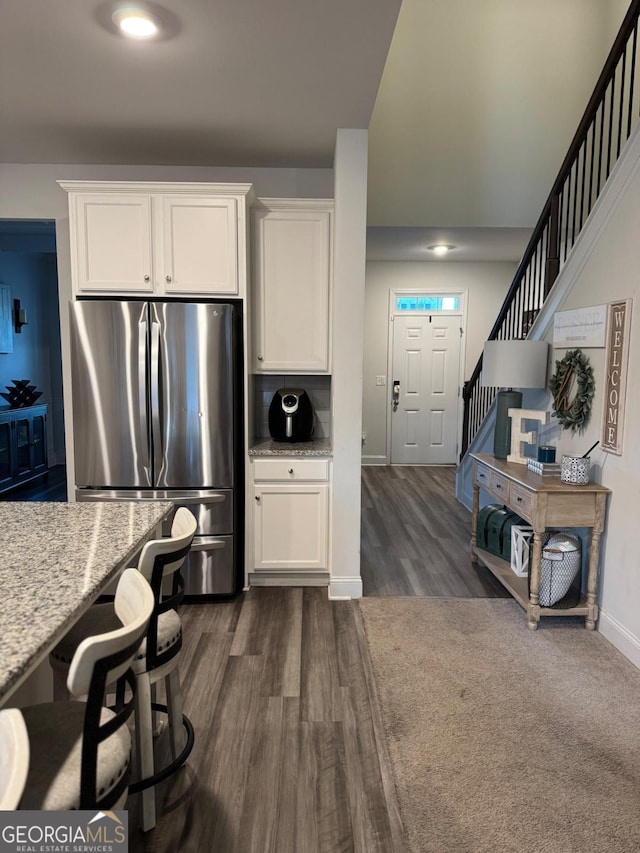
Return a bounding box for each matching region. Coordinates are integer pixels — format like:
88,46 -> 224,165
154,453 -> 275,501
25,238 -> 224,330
548,348 -> 595,433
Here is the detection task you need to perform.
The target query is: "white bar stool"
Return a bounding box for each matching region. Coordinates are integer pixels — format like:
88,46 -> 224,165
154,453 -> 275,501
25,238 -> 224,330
0,708 -> 30,809
49,507 -> 197,830
18,569 -> 154,810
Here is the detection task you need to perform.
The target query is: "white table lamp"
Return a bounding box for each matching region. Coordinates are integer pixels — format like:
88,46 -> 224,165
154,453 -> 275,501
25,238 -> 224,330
481,340 -> 549,459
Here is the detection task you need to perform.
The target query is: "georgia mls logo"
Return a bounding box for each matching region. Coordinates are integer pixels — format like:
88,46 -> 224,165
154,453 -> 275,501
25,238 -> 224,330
0,809 -> 128,853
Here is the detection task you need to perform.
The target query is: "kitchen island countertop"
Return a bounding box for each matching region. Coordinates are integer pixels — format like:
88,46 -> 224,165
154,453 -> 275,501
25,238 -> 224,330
249,438 -> 332,457
0,500 -> 173,705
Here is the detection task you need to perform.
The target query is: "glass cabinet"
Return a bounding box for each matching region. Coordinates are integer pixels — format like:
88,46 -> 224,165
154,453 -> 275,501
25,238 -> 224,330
0,404 -> 48,494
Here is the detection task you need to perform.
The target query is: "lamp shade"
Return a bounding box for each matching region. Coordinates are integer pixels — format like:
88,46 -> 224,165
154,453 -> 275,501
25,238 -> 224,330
481,340 -> 549,389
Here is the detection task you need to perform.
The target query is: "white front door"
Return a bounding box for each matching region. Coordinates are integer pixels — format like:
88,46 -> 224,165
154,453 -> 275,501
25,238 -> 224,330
391,315 -> 461,464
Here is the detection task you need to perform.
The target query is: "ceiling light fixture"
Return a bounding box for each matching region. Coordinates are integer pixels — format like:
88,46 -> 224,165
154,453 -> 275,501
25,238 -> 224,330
112,7 -> 160,38
427,243 -> 456,257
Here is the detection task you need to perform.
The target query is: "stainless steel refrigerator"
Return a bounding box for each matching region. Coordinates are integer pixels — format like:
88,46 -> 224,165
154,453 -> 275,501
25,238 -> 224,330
70,299 -> 242,597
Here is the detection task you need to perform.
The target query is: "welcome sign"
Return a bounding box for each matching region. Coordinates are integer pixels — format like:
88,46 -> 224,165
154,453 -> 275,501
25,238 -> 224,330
601,299 -> 632,456
0,811 -> 128,853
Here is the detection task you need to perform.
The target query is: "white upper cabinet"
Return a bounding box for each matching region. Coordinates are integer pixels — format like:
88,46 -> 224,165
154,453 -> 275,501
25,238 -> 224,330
252,199 -> 333,373
159,196 -> 238,294
60,182 -> 253,298
73,193 -> 154,293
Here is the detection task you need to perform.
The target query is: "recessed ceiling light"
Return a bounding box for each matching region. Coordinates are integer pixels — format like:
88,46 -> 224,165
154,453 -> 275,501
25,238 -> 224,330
427,243 -> 456,256
112,7 -> 160,39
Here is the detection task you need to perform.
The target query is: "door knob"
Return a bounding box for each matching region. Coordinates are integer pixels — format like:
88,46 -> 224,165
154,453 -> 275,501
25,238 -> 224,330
392,380 -> 400,412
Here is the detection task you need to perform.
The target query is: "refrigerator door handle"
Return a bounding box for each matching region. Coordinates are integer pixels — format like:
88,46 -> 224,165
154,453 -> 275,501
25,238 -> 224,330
139,318 -> 151,481
189,538 -> 227,552
150,319 -> 163,479
176,493 -> 226,505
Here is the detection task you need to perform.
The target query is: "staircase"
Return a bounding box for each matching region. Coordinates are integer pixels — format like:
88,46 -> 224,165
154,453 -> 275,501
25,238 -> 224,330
459,0 -> 640,472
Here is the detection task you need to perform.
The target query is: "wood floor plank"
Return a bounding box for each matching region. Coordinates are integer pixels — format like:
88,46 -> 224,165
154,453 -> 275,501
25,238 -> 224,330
259,587 -> 303,698
196,655 -> 265,853
301,588 -> 343,722
273,698 -> 302,853
236,696 -> 285,853
352,604 -> 409,853
334,602 -> 408,853
296,721 -> 354,853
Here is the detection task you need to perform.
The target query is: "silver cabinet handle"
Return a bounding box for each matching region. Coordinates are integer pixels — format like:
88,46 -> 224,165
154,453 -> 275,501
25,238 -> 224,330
255,495 -> 260,502
165,275 -> 172,283
288,468 -> 294,474
257,355 -> 264,361
144,275 -> 150,282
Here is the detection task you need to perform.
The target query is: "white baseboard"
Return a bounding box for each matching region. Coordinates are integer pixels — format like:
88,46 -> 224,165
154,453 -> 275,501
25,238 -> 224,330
361,454 -> 387,465
329,575 -> 363,599
598,609 -> 640,670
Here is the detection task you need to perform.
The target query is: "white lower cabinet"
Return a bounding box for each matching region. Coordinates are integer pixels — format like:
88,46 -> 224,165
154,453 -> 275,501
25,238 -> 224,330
251,457 -> 330,574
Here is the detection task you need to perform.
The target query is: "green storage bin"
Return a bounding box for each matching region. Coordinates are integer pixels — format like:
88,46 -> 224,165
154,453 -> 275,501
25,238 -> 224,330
476,504 -> 526,561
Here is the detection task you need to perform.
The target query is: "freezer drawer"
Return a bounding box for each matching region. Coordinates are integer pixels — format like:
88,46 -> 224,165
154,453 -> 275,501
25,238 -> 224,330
183,535 -> 235,596
76,488 -> 233,536
171,491 -> 233,536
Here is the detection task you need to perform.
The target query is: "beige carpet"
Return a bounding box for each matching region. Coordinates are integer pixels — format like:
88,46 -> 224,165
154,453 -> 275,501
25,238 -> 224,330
359,597 -> 640,853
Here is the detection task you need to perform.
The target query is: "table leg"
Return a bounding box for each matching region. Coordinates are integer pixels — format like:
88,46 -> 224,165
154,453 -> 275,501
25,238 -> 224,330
471,483 -> 479,563
527,531 -> 544,630
585,531 -> 601,630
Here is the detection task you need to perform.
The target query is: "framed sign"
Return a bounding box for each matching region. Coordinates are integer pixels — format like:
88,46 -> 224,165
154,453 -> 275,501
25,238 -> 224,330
601,299 -> 632,455
553,305 -> 607,347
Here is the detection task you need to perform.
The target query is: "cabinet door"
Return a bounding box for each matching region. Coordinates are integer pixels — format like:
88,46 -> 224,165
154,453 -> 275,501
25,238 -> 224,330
160,196 -> 238,294
254,208 -> 331,372
0,418 -> 13,489
14,415 -> 32,480
30,410 -> 47,473
74,194 -> 154,292
254,483 -> 328,570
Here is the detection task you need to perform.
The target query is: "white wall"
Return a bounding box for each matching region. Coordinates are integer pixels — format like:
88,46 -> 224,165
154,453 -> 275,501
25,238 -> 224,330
330,129 -> 369,599
528,144 -> 640,664
363,260 -> 516,460
0,252 -> 64,464
368,0 -> 630,227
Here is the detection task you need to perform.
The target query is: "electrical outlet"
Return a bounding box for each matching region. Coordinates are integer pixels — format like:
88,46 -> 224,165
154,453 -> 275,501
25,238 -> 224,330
376,375 -> 386,386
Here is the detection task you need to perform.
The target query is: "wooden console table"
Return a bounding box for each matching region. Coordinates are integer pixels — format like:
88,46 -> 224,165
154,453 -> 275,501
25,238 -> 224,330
470,453 -> 609,630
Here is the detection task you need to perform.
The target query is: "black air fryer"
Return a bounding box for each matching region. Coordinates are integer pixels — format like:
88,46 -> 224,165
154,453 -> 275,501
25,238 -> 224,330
269,389 -> 314,442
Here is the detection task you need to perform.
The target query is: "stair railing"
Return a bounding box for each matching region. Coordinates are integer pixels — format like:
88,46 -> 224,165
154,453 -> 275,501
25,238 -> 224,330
461,0 -> 640,457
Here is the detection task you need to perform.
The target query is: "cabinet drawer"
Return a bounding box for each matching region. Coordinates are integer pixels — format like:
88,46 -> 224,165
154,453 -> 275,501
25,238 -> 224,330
252,458 -> 329,482
509,483 -> 535,520
489,471 -> 509,501
475,463 -> 491,489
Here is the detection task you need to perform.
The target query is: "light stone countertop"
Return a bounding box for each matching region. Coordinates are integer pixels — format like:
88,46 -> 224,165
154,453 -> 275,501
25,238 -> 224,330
0,500 -> 173,706
249,437 -> 333,457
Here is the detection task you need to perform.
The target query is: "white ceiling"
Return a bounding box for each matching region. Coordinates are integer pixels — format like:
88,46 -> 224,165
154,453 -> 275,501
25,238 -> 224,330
366,226 -> 532,263
0,0 -> 401,168
0,0 -> 632,262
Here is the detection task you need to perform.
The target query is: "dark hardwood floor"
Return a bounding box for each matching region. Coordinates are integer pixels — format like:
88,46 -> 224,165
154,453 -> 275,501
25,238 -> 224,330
130,588 -> 408,853
361,465 -> 509,598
